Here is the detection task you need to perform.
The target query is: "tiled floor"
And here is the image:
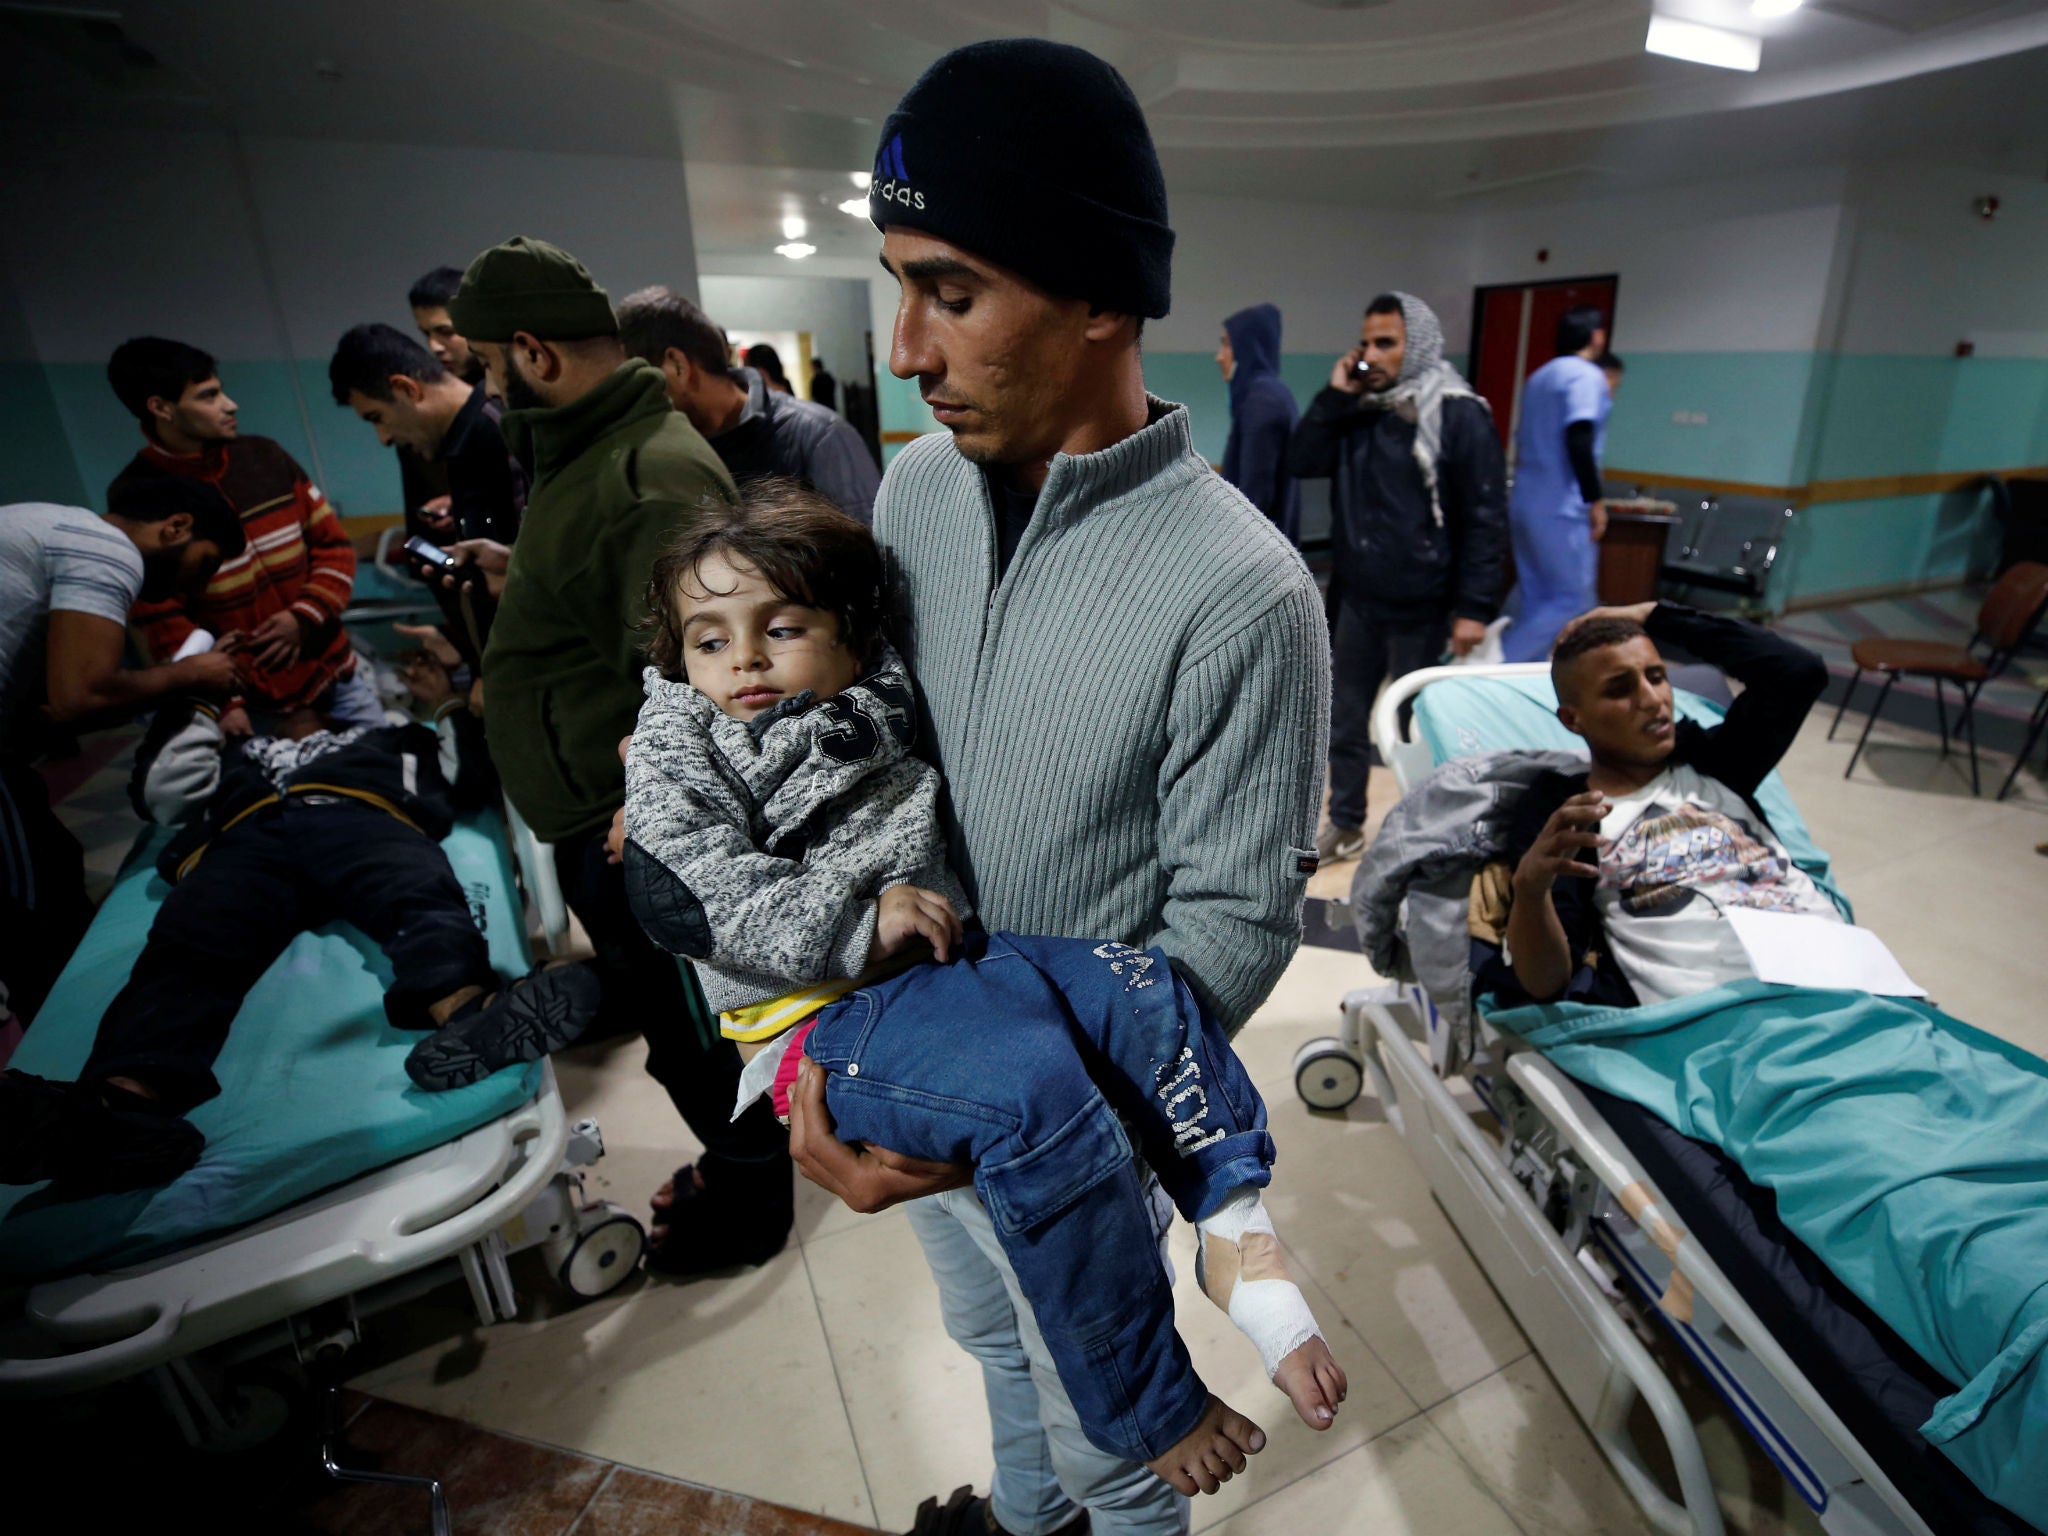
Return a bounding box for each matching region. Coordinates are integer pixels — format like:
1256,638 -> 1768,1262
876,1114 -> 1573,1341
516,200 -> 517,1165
26,594 -> 2048,1534
350,702 -> 2045,1536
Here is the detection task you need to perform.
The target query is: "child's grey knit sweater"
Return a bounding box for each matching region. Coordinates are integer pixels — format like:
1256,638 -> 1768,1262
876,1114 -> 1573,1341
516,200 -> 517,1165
621,650 -> 971,1015
875,397 -> 1329,1032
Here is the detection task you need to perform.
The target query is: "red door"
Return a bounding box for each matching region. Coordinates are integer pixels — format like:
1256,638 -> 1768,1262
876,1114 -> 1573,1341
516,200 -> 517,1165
1468,276 -> 1619,448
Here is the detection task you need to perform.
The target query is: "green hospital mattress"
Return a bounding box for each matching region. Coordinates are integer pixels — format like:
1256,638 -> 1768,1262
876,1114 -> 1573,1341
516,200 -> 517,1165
0,813 -> 542,1280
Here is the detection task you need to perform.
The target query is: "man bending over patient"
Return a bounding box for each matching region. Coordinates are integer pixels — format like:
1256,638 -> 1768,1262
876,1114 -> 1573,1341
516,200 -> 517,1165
1492,601 -> 1834,1007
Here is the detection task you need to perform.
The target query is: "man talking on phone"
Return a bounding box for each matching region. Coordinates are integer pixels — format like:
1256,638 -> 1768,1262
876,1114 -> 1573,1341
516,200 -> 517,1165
1287,291 -> 1506,862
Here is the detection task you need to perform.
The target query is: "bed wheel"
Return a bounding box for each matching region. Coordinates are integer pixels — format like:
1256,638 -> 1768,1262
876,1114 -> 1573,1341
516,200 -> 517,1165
1294,1037 -> 1365,1111
553,1205 -> 646,1299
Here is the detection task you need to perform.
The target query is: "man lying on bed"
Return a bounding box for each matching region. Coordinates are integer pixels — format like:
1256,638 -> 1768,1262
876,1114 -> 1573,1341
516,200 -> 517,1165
1481,599 -> 1836,1008
1474,603 -> 2048,1527
0,653 -> 598,1196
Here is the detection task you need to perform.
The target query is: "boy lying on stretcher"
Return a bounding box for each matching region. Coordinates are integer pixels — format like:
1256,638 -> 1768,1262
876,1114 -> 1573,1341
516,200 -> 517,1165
614,483 -> 1346,1495
0,659 -> 597,1195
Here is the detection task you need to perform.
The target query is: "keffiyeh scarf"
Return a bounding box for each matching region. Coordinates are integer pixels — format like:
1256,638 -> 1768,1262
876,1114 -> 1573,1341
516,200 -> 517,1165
1360,291 -> 1487,527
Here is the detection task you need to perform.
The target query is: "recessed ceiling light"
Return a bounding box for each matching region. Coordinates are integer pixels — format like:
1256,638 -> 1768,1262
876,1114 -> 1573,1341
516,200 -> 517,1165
1645,14 -> 1761,71
1752,0 -> 1802,14
781,214 -> 807,240
775,242 -> 816,260
838,197 -> 870,217
850,171 -> 872,190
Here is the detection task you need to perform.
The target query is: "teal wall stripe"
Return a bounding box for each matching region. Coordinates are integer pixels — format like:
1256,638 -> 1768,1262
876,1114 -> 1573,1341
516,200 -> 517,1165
0,360 -> 89,506
14,347 -> 2041,614
34,359 -> 414,518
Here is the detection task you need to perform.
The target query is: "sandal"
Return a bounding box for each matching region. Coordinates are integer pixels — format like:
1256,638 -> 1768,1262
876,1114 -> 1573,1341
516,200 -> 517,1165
642,1159 -> 791,1279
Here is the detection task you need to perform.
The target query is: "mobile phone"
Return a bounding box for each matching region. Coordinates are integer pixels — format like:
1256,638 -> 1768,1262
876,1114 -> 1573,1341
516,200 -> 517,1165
404,535 -> 456,570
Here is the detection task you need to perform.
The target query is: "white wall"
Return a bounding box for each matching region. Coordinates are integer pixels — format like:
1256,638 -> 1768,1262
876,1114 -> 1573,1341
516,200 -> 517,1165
0,121 -> 700,512
1152,192 -> 1475,356
0,125 -> 701,366
1462,166 -> 1853,355
697,274 -> 873,399
1830,161 -> 2048,359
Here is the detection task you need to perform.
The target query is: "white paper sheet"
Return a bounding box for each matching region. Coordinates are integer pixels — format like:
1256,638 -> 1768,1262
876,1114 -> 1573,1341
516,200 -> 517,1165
1725,908 -> 1926,997
171,628 -> 215,660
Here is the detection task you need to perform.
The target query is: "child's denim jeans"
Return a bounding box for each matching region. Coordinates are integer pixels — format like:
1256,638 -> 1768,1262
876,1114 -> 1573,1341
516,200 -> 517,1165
805,931 -> 1274,1465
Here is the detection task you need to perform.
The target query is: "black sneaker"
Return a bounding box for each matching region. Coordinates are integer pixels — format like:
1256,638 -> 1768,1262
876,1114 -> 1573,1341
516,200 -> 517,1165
404,965 -> 601,1092
0,1070 -> 204,1194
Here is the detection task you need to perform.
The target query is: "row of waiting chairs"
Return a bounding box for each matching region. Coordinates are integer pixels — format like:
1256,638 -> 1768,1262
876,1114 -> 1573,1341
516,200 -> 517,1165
1610,483 -> 1797,607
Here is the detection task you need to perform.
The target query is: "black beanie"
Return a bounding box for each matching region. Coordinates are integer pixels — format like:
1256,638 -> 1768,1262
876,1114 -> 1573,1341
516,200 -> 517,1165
868,39 -> 1174,320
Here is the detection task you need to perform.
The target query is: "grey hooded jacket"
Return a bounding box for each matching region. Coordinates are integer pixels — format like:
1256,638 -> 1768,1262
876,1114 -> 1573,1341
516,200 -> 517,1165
1349,748 -> 1583,1069
620,648 -> 971,1015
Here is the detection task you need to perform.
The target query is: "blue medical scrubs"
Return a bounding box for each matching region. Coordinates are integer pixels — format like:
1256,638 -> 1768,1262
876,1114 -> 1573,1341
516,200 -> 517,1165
1504,354 -> 1610,662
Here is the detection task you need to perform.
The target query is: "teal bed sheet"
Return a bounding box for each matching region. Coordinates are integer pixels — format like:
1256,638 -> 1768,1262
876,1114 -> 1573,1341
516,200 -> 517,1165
1489,982 -> 2048,1526
0,814 -> 541,1281
1411,671 -> 1847,914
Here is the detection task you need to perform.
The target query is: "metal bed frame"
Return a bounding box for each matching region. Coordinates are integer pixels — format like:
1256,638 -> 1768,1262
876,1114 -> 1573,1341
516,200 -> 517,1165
1289,662 -> 1936,1536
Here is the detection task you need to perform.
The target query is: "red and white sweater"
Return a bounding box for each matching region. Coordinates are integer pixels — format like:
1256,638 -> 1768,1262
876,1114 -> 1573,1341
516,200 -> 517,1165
116,434 -> 358,711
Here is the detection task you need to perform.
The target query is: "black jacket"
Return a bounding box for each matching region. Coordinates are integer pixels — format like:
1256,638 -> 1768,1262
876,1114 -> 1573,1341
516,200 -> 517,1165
1479,603 -> 1831,1009
131,699 -> 495,883
1288,388 -> 1507,621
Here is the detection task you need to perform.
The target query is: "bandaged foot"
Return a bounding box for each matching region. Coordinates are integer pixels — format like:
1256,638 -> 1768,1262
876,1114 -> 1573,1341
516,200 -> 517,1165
1145,1394 -> 1266,1496
1197,1186 -> 1344,1429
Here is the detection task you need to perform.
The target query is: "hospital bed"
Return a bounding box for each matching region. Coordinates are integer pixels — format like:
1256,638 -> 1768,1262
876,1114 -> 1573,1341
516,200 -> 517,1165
0,801 -> 639,1524
1292,662 -> 2031,1536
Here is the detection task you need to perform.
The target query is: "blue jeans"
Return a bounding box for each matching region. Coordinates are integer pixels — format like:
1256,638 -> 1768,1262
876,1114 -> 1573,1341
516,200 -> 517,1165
808,932 -> 1274,1466
314,668 -> 389,729
909,1186 -> 1188,1536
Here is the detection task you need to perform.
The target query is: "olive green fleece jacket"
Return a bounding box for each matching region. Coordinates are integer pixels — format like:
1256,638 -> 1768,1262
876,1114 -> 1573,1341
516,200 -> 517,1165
485,362 -> 734,840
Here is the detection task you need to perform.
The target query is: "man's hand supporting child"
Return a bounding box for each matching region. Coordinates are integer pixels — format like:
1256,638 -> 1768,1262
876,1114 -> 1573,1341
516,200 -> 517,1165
787,1058 -> 973,1213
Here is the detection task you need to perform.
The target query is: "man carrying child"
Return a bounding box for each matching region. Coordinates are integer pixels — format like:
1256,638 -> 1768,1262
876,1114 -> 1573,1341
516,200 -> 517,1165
785,39 -> 1332,1536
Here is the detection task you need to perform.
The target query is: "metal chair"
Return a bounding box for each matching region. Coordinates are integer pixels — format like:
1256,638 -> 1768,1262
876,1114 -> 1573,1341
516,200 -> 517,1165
1829,562 -> 2048,795
1996,670 -> 2048,802
1658,494 -> 1794,608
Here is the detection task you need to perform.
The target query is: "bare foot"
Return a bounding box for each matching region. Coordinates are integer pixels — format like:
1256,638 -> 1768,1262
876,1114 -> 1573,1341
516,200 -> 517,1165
1145,1395 -> 1265,1496
1274,1336 -> 1347,1430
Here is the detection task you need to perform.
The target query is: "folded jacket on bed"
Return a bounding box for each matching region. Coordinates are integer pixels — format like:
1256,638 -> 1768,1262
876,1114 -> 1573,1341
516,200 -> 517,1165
1490,979 -> 2048,1528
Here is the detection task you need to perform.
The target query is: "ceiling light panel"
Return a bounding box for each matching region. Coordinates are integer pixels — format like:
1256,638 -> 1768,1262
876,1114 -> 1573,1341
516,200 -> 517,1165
1645,14 -> 1762,71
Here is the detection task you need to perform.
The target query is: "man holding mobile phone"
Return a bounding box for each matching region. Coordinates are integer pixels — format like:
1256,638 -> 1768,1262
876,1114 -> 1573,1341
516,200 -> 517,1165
329,323 -> 526,668
1287,292 -> 1506,863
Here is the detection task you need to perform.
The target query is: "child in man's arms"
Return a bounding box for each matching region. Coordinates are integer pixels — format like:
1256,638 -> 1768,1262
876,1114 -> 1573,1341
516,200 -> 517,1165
618,483 -> 1345,1496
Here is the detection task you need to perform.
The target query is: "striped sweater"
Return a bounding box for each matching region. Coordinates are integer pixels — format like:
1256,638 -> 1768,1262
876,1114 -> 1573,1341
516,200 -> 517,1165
874,396 -> 1330,1032
117,435 -> 358,711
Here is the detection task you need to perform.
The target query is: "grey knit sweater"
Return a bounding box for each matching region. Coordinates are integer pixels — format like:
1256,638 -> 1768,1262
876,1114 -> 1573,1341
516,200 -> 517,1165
875,396 -> 1330,1031
621,650 -> 969,1015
